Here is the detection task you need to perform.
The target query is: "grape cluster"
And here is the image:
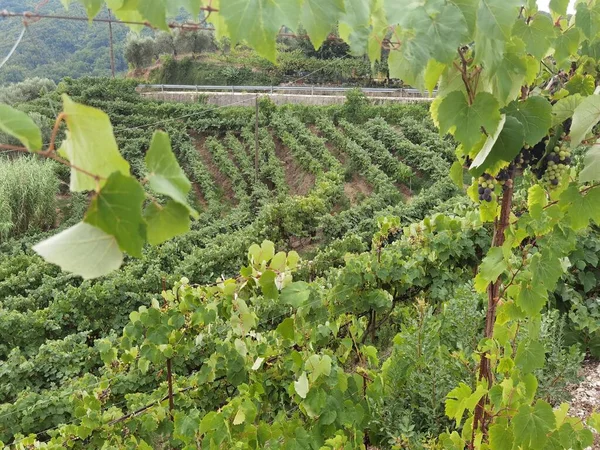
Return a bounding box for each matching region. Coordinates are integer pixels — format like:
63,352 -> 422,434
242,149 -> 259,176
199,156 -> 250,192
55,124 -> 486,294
541,142 -> 571,188
495,167 -> 510,189
515,141 -> 545,170
477,174 -> 495,202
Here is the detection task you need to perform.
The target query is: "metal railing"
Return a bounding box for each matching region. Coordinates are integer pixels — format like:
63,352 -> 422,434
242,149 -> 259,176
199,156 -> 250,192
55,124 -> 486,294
137,84 -> 436,97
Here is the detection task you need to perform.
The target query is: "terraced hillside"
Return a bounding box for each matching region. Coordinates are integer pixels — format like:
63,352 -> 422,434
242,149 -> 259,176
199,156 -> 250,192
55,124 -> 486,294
0,78 -> 461,442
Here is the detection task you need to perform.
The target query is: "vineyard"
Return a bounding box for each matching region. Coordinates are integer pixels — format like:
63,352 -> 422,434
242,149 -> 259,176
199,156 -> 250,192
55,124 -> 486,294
0,75 -> 598,449
3,0 -> 600,448
0,78 -> 471,448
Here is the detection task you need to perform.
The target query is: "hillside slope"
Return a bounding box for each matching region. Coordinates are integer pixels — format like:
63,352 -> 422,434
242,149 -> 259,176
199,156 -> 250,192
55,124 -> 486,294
0,0 -> 128,83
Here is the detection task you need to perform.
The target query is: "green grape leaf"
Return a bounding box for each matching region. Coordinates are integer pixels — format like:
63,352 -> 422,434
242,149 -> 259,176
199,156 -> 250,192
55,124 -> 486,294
489,37 -> 529,106
144,201 -> 190,246
530,251 -> 564,290
339,0 -> 371,54
174,411 -> 200,442
450,160 -> 464,188
145,130 -> 198,218
61,94 -> 129,192
513,401 -> 556,448
220,0 -> 300,62
474,247 -> 508,292
84,172 -> 146,258
515,340 -> 546,373
280,281 -> 311,308
301,0 -> 345,50
137,0 -> 169,30
470,115 -> 524,177
81,0 -> 104,17
276,317 -> 295,340
105,0 -> 125,9
294,372 -> 309,399
438,91 -> 501,152
474,0 -> 522,71
259,269 -> 278,300
424,59 -> 446,95
367,0 -> 388,62
504,96 -> 552,146
305,354 -> 332,382
559,184 -> 600,229
551,94 -> 583,127
166,0 -> 201,17
450,0 -> 478,38
489,420 -> 514,450
513,14 -> 555,60
387,36 -> 430,87
414,3 -> 469,63
589,412 -> 600,432
575,1 -> 600,40
33,222 -> 123,279
383,0 -> 423,28
580,143 -> 600,183
516,282 -> 548,316
0,105 -> 43,151
554,28 -> 582,68
550,0 -> 569,16
566,74 -> 596,96
570,94 -> 600,148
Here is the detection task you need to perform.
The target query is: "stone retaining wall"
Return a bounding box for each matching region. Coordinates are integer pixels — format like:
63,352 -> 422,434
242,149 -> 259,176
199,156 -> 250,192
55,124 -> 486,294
141,91 -> 433,106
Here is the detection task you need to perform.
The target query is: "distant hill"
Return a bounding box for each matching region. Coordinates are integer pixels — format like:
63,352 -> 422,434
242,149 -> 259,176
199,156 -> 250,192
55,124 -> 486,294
0,0 -> 129,84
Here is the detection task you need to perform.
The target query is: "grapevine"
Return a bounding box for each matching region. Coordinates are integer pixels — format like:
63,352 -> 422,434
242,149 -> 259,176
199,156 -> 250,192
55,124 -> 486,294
0,1 -> 600,450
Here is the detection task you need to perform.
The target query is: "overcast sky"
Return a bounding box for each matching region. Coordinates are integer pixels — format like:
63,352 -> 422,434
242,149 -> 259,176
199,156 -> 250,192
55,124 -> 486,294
537,0 -> 576,13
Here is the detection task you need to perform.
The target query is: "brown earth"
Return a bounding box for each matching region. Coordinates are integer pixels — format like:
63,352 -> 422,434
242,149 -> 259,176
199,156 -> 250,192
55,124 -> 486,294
568,358 -> 600,449
189,131 -> 235,203
270,131 -> 315,196
344,174 -> 374,205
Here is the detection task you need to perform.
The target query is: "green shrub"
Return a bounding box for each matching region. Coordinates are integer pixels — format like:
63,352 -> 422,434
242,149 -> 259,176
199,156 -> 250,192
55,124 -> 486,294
342,88 -> 371,123
0,77 -> 56,105
372,288 -> 485,447
0,157 -> 59,240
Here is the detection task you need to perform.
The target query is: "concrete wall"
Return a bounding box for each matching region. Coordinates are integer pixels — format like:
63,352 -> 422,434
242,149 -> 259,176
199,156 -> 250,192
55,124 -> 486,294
141,91 -> 433,106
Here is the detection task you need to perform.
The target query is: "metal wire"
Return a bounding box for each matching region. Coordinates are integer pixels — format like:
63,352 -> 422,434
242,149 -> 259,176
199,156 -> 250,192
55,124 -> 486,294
0,26 -> 26,70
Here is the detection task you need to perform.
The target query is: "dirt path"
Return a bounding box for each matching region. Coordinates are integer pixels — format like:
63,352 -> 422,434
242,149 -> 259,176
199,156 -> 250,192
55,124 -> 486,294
189,132 -> 235,203
270,131 -> 315,196
569,359 -> 600,448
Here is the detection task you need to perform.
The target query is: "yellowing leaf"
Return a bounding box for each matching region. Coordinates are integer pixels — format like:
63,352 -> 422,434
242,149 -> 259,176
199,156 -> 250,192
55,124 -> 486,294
528,184 -> 548,220
294,372 -> 309,399
33,222 -> 123,279
0,105 -> 42,151
61,94 -> 129,192
233,408 -> 246,425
